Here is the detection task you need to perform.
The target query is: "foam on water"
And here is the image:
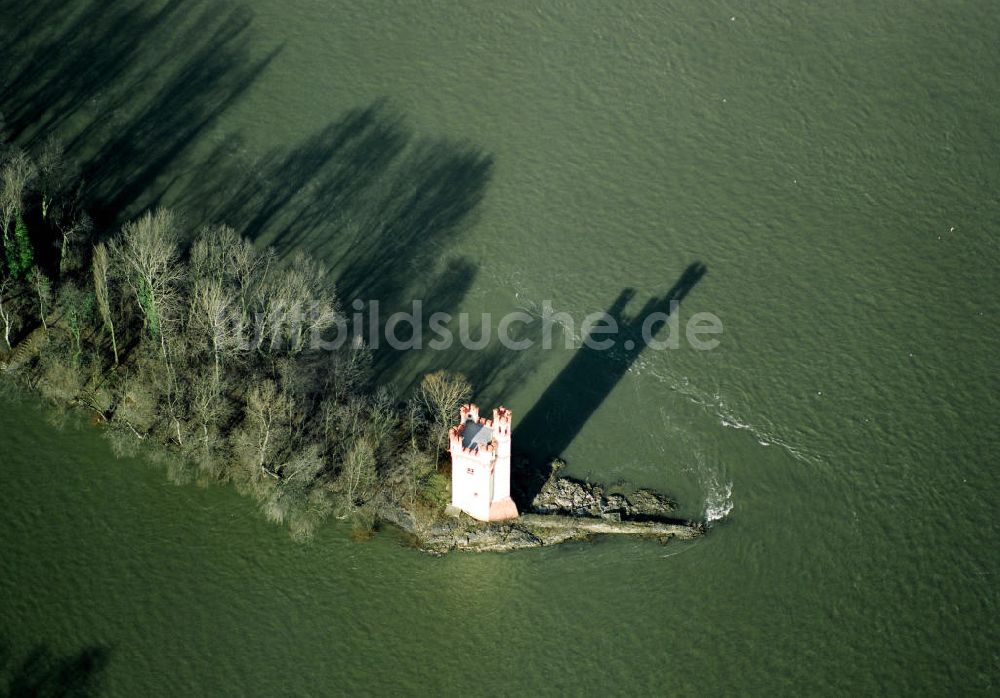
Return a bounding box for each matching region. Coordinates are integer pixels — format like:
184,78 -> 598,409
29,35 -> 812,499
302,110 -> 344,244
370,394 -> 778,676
703,476 -> 734,524
636,358 -> 824,468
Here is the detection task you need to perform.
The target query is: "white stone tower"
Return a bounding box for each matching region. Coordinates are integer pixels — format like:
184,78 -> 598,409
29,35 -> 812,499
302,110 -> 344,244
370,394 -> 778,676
448,404 -> 519,521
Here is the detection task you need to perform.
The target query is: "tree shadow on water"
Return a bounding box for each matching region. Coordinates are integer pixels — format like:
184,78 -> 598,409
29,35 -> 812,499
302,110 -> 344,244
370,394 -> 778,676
512,262 -> 707,507
0,0 -> 277,227
179,101 -> 502,388
0,640 -> 111,698
0,0 -> 532,393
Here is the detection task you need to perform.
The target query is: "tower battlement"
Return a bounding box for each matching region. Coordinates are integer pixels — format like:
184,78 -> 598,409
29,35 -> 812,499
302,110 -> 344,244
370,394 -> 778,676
459,404 -> 480,424
492,407 -> 512,437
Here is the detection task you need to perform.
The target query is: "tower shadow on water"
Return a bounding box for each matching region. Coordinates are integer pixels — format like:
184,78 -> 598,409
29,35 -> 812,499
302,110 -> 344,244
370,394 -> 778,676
512,262 -> 707,508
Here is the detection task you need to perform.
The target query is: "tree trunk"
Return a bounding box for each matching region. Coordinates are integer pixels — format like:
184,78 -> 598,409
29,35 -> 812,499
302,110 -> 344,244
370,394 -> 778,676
110,324 -> 119,365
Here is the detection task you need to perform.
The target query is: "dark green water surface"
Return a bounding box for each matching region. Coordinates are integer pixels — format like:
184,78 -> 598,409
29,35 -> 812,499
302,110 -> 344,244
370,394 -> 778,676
1,1 -> 998,693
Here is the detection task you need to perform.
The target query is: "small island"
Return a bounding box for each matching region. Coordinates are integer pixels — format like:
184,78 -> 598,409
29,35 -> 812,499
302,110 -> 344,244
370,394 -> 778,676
0,137 -> 703,554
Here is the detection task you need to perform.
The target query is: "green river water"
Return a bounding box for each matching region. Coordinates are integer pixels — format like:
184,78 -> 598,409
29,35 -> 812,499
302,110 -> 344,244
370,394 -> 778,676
1,0 -> 999,694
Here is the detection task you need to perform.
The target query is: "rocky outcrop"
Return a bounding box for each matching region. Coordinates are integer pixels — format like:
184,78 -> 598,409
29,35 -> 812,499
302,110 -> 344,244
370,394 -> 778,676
382,502 -> 704,554
397,512 -> 703,554
529,460 -> 676,520
419,519 -> 543,554
379,460 -> 703,554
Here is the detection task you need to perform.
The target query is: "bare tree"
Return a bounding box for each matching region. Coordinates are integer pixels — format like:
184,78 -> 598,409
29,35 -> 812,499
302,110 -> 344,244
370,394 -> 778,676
92,242 -> 118,364
29,269 -> 51,332
232,236 -> 269,321
261,444 -> 326,532
57,281 -> 93,364
161,362 -> 188,447
111,368 -> 157,437
301,297 -> 339,352
189,224 -> 237,286
57,210 -> 92,277
111,208 -> 182,358
190,225 -> 271,324
418,370 -> 472,452
36,135 -> 69,221
190,368 -> 224,473
256,251 -> 339,354
0,149 -> 36,236
251,273 -> 296,355
192,277 -> 245,386
242,379 -> 291,477
338,436 -> 377,507
390,447 -> 435,507
0,275 -> 17,351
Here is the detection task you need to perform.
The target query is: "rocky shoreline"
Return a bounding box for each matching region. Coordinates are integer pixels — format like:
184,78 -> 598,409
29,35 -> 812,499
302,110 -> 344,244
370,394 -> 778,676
384,461 -> 705,554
